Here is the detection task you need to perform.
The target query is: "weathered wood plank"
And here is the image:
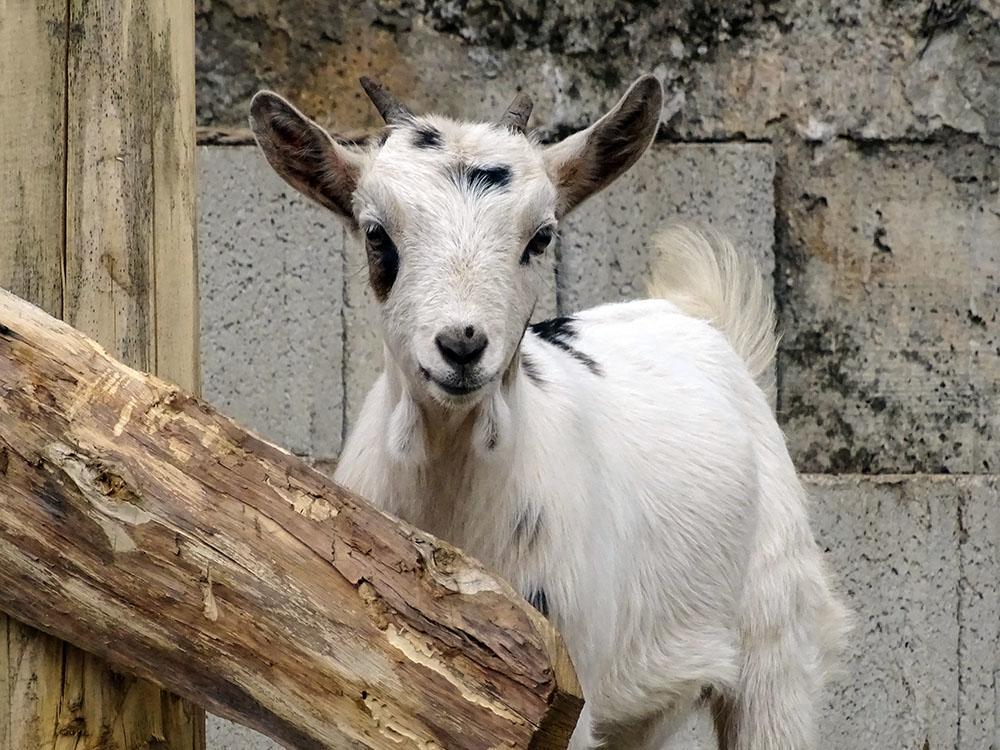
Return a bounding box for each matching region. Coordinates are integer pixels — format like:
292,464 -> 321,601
1,1 -> 204,746
1,617 -> 64,750
0,287 -> 583,750
64,0 -> 153,367
0,0 -> 66,317
0,6 -> 79,748
64,0 -> 199,385
150,0 -> 199,393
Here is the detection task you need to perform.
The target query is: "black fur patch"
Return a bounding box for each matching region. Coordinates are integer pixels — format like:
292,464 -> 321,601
520,351 -> 545,386
447,163 -> 512,194
527,588 -> 549,617
469,165 -> 511,190
412,125 -> 443,149
529,316 -> 603,376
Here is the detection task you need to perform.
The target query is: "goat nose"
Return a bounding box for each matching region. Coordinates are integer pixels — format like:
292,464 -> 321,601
435,326 -> 488,366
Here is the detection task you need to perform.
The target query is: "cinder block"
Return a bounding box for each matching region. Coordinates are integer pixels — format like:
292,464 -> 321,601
809,475 -> 962,748
198,145 -> 346,461
207,714 -> 282,750
807,474 -> 1000,748
956,475 -> 1000,750
557,143 -> 775,314
776,140 -> 1000,473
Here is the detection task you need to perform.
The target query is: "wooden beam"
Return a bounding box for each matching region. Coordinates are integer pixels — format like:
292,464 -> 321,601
0,288 -> 583,749
0,1 -> 203,746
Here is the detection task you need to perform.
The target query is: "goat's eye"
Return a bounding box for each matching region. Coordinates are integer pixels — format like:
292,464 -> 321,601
364,224 -> 399,302
365,224 -> 391,250
520,226 -> 554,266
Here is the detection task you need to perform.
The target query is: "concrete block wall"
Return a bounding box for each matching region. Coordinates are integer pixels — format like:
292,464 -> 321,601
194,1 -> 999,747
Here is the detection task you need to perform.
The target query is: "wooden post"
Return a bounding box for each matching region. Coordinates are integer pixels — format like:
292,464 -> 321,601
0,288 -> 583,749
0,1 -> 203,747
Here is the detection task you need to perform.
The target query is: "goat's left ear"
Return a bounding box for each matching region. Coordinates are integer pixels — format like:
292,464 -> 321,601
544,75 -> 663,217
249,91 -> 367,228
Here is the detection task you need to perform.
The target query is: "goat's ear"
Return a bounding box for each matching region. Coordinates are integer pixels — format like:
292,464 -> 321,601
249,91 -> 367,227
544,75 -> 662,217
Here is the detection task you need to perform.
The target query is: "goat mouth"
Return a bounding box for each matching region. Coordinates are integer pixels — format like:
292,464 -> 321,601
436,381 -> 482,396
419,366 -> 488,398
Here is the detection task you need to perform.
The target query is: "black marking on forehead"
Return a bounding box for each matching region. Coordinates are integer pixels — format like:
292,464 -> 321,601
446,163 -> 513,194
412,124 -> 443,149
530,316 -> 603,376
470,165 -> 512,190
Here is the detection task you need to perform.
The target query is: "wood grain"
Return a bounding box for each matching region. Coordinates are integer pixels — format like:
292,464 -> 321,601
0,0 -> 66,317
0,288 -> 583,749
150,0 -> 199,393
64,0 -> 199,389
1,2 -> 203,746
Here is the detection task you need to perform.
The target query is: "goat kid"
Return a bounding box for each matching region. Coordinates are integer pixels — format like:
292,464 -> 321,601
250,75 -> 850,749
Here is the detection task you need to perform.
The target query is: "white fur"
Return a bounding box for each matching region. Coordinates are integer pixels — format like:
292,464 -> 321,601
336,232 -> 850,748
254,78 -> 850,749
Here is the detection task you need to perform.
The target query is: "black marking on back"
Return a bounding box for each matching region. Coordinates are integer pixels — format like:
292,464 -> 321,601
529,316 -> 603,376
527,588 -> 549,617
520,350 -> 545,386
412,125 -> 443,149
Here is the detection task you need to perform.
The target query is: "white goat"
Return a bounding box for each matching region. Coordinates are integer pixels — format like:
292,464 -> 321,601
250,74 -> 850,750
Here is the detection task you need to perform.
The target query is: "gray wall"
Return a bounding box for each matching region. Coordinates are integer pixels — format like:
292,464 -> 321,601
195,1 -> 999,747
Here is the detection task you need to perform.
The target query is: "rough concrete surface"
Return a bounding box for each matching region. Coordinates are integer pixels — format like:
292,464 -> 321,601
809,474 -> 992,749
776,138 -> 1000,474
196,0 -> 1000,145
199,145 -> 346,462
207,714 -> 282,750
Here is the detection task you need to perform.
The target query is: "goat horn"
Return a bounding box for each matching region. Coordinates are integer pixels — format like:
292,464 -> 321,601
359,76 -> 413,124
499,92 -> 533,134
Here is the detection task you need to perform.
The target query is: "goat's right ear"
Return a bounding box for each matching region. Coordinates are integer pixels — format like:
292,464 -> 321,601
249,92 -> 366,226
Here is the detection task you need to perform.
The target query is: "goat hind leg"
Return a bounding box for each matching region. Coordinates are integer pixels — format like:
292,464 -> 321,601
723,639 -> 818,750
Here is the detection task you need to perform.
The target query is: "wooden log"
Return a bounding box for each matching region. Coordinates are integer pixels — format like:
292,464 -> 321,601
0,288 -> 583,750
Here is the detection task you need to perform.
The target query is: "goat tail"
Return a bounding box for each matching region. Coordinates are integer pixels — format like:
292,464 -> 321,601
646,225 -> 778,399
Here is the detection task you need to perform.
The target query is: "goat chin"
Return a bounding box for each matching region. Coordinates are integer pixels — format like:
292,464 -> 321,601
335,227 -> 851,750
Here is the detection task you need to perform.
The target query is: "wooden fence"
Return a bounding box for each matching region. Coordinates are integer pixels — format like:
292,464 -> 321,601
0,1 -> 201,747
